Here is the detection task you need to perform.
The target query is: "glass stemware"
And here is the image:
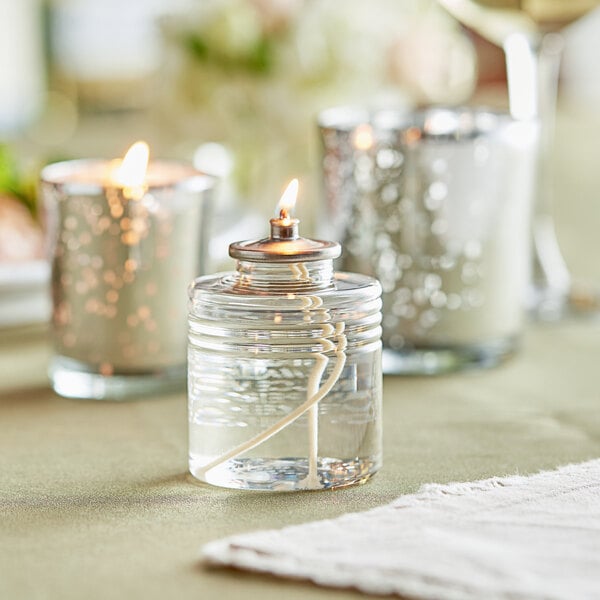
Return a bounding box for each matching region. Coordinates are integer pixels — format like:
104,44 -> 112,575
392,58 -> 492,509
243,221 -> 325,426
438,0 -> 600,319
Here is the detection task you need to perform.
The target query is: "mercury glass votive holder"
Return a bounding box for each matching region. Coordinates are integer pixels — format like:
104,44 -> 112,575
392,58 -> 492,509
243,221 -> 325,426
319,106 -> 539,374
42,159 -> 214,399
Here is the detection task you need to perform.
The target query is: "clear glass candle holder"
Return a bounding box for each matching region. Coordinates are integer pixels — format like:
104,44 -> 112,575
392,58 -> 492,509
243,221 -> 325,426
319,107 -> 539,375
188,209 -> 383,491
42,159 -> 214,400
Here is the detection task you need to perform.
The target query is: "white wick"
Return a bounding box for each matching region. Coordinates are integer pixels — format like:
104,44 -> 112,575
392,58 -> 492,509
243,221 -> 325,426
195,321 -> 347,481
299,294 -> 327,490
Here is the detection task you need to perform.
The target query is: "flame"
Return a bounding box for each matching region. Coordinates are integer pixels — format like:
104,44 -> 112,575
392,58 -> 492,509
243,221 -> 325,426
351,124 -> 374,151
111,141 -> 150,199
277,178 -> 299,221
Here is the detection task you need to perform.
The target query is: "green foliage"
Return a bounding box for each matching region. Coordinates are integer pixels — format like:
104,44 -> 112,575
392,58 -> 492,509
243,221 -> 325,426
0,145 -> 38,217
184,33 -> 274,75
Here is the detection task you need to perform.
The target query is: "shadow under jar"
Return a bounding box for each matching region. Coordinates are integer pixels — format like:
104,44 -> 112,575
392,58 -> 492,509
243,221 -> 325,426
319,107 -> 539,375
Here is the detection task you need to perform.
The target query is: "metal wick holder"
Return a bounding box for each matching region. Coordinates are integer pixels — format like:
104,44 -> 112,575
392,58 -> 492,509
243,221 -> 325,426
229,215 -> 341,264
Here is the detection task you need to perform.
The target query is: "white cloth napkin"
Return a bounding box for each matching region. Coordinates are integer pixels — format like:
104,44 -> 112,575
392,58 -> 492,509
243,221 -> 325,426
202,460 -> 600,599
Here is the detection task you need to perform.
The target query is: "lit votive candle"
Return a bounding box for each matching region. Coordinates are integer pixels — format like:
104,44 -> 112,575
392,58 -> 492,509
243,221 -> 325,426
188,180 -> 383,491
42,142 -> 214,399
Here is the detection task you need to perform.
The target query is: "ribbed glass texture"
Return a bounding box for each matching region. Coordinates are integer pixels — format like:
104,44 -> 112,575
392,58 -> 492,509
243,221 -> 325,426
188,259 -> 382,491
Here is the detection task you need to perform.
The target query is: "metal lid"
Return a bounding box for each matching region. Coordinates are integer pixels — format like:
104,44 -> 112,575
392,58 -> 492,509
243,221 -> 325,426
229,217 -> 341,263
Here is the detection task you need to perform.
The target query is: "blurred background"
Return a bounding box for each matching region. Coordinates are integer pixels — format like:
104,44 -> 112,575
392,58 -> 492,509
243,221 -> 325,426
1,0 -> 600,289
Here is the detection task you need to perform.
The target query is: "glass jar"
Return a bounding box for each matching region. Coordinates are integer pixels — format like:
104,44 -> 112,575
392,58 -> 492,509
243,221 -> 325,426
319,106 -> 538,374
42,158 -> 214,400
188,212 -> 382,491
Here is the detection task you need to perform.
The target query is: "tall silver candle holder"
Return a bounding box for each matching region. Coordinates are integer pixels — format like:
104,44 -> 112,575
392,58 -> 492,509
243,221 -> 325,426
319,107 -> 539,374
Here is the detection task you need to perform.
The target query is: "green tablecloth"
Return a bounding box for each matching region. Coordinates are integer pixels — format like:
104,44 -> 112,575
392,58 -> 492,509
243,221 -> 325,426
2,103 -> 600,599
1,318 -> 599,600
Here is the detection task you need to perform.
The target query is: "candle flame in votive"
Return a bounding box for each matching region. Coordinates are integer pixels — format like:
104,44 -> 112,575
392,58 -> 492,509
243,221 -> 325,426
112,141 -> 150,199
277,178 -> 299,220
352,124 -> 374,151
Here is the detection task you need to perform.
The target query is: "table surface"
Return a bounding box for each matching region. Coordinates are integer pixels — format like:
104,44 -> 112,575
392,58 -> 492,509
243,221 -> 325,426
1,316 -> 600,600
2,104 -> 600,600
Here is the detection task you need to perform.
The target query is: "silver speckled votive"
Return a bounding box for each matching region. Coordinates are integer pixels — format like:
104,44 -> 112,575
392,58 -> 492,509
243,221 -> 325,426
319,107 -> 539,374
42,152 -> 214,399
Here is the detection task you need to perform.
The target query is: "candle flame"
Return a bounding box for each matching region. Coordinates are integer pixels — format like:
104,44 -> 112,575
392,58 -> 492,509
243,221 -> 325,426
111,141 -> 150,199
277,178 -> 299,220
351,124 -> 374,151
